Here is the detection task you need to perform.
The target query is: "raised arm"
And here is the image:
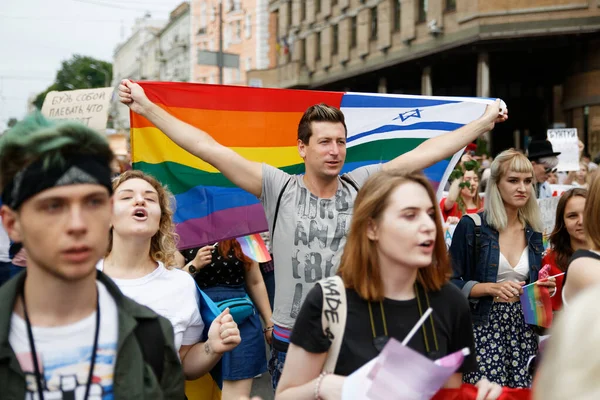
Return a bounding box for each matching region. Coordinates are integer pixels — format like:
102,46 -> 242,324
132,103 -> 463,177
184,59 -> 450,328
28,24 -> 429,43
383,99 -> 507,173
119,79 -> 263,197
444,178 -> 462,211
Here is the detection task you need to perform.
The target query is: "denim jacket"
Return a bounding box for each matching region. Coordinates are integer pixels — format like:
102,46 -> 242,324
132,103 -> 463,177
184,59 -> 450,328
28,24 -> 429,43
449,212 -> 544,326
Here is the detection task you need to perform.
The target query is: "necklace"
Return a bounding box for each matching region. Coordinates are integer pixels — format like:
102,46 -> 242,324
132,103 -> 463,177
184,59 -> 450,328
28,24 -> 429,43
368,282 -> 439,356
20,281 -> 101,400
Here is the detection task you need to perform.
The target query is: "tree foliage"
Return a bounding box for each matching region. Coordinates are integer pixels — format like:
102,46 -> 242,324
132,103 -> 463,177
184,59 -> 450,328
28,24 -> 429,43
7,118 -> 18,128
33,55 -> 113,110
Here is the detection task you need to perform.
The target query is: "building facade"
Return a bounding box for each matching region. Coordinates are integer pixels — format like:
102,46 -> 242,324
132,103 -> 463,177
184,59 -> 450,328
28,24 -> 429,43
249,0 -> 600,156
159,2 -> 192,82
111,16 -> 166,131
191,0 -> 272,84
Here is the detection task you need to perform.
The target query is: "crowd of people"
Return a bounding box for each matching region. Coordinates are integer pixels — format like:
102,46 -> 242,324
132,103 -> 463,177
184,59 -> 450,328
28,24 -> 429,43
0,78 -> 598,400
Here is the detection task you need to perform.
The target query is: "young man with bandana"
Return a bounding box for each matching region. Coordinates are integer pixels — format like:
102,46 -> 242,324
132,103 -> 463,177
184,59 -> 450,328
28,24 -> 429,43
0,115 -> 185,399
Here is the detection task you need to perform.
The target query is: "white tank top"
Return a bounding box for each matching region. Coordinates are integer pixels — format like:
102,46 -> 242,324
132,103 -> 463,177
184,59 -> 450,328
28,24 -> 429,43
497,247 -> 529,283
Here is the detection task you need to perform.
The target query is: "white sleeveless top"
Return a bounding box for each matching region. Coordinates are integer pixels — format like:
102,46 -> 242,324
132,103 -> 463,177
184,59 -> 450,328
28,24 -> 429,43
497,248 -> 529,283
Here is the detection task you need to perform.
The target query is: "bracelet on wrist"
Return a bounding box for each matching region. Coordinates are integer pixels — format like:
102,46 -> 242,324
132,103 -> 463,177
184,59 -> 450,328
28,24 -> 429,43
263,326 -> 274,333
314,372 -> 328,400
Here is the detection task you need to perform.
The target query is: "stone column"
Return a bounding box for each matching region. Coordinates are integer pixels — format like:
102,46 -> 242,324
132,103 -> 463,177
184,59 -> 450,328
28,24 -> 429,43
476,52 -> 491,150
476,52 -> 490,98
378,77 -> 387,93
421,66 -> 432,96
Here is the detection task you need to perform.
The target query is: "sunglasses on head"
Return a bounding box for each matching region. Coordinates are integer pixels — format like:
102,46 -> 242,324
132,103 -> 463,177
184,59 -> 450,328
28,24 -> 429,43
545,167 -> 557,174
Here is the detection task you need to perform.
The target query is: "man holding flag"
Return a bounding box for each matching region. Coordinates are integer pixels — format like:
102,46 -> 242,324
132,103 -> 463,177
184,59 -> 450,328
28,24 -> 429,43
119,80 -> 507,390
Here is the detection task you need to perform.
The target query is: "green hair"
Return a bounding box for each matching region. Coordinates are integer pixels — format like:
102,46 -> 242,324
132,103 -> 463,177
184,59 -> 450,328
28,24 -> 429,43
0,112 -> 114,192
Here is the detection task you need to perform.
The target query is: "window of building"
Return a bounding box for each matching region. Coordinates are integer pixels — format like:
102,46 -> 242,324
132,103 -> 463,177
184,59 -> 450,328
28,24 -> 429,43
315,0 -> 321,14
287,0 -> 293,26
370,7 -> 378,40
350,16 -> 357,48
392,0 -> 401,32
199,3 -> 207,29
300,38 -> 306,64
332,25 -> 338,55
233,0 -> 242,11
332,0 -> 338,5
224,23 -> 232,47
445,0 -> 456,11
301,0 -> 306,20
245,14 -> 252,38
316,32 -> 321,60
234,20 -> 242,40
418,0 -> 427,22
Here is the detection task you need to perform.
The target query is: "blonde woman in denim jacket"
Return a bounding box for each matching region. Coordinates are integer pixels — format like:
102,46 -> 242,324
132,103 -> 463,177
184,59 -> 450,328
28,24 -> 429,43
450,149 -> 556,388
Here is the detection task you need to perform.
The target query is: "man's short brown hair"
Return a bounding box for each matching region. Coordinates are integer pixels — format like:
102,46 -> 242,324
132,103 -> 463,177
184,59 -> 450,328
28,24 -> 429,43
297,103 -> 347,144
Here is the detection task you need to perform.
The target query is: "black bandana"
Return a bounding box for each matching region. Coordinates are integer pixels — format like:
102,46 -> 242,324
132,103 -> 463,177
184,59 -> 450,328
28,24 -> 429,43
2,154 -> 113,210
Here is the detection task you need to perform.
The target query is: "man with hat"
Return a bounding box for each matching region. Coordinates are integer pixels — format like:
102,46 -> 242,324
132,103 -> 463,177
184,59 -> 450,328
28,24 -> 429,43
527,139 -> 561,199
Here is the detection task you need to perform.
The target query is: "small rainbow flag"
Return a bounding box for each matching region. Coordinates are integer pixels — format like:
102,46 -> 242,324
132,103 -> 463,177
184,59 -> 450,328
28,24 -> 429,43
519,283 -> 553,328
130,82 -> 497,249
236,233 -> 272,263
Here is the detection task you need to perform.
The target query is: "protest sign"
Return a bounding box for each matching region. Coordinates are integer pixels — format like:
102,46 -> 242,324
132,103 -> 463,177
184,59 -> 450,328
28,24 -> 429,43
549,184 -> 573,197
41,87 -> 114,131
538,197 -> 559,250
547,128 -> 579,171
444,224 -> 457,249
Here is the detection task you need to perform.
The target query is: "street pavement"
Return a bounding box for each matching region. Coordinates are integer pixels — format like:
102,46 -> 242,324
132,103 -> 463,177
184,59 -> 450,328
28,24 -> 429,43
250,373 -> 274,399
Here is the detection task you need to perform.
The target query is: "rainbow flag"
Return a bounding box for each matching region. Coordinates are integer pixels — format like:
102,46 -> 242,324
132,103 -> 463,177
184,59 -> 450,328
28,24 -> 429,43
131,82 -> 495,249
237,233 -> 271,262
519,283 -> 553,328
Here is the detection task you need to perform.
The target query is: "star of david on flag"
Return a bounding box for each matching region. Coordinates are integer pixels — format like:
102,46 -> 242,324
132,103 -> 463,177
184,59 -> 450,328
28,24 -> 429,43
394,108 -> 422,122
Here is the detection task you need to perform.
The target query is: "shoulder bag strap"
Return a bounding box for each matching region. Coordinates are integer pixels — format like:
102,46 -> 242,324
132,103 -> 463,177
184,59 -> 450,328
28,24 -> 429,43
317,275 -> 348,374
134,317 -> 165,382
340,174 -> 360,192
271,177 -> 292,242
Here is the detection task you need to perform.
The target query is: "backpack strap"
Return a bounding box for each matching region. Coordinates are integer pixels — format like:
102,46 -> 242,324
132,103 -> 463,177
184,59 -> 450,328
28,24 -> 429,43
466,213 -> 482,266
317,275 -> 347,374
134,317 -> 165,383
340,174 -> 360,192
271,177 -> 292,242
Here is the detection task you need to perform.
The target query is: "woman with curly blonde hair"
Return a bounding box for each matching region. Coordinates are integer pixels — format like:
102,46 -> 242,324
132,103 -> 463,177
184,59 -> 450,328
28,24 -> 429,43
100,170 -> 241,380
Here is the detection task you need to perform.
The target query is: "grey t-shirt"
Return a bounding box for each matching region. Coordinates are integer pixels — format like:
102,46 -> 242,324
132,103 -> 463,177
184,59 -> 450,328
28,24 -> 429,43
261,163 -> 382,328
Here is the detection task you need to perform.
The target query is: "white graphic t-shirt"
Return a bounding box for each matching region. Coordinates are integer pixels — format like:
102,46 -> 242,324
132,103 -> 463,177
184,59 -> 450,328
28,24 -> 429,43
9,281 -> 118,399
261,163 -> 382,329
97,260 -> 204,351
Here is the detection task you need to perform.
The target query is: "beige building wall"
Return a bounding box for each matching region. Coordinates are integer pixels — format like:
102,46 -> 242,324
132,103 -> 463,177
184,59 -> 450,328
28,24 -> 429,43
111,17 -> 166,131
249,0 -> 600,89
159,3 -> 192,82
191,0 -> 272,85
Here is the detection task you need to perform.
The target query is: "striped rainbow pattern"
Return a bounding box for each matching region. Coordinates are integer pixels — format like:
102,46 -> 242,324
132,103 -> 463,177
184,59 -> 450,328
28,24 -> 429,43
519,283 -> 553,328
131,82 -> 493,249
236,233 -> 272,262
